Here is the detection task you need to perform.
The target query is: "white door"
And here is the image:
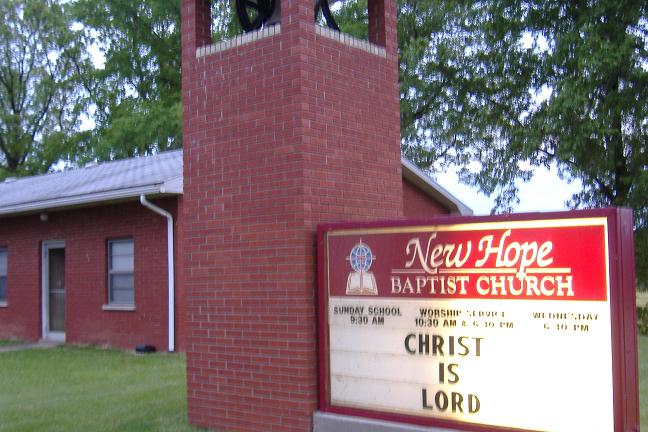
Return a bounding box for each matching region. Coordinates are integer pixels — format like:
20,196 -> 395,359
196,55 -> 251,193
42,241 -> 66,341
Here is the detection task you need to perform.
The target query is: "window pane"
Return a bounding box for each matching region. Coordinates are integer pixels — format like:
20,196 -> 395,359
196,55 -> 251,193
0,277 -> 6,302
111,274 -> 133,290
111,241 -> 133,256
111,255 -> 134,272
49,291 -> 65,331
109,240 -> 133,271
0,250 -> 6,276
110,287 -> 134,304
108,240 -> 134,305
109,274 -> 133,304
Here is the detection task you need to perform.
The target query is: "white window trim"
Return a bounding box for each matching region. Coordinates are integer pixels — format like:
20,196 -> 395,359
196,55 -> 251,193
0,247 -> 7,306
107,238 -> 134,307
41,240 -> 65,341
102,304 -> 136,312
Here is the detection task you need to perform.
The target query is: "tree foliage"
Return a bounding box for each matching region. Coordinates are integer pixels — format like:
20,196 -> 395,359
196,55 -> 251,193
334,0 -> 648,281
73,0 -> 251,162
0,0 -> 90,180
211,0 -> 243,40
73,0 -> 182,161
397,0 -> 648,223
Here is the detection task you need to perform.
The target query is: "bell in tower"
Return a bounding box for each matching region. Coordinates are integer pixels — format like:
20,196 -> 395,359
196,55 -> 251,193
235,0 -> 342,32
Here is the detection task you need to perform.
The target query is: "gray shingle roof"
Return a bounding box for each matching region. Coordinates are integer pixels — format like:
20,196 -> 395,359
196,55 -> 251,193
0,150 -> 183,217
0,149 -> 471,217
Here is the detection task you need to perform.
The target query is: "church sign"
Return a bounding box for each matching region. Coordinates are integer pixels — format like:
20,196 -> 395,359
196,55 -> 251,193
317,209 -> 639,432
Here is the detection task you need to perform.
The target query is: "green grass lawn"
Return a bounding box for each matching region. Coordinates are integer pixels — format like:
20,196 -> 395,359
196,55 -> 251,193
0,346 -> 203,432
0,338 -> 23,346
0,340 -> 646,431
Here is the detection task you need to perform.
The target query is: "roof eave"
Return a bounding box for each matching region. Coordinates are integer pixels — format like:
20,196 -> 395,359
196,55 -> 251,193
0,184 -> 181,218
161,175 -> 183,194
401,158 -> 473,216
0,160 -> 469,217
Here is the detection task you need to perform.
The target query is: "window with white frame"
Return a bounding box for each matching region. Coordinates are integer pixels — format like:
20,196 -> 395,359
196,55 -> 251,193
108,239 -> 134,305
0,248 -> 6,304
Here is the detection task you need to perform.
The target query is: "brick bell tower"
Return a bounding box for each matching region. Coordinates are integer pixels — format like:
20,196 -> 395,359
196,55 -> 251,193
181,1 -> 402,431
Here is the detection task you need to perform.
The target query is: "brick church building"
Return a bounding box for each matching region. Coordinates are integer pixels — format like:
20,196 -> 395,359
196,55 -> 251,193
0,1 -> 471,431
0,152 -> 467,352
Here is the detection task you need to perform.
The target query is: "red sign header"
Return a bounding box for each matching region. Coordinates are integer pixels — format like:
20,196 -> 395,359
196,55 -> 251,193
326,220 -> 608,301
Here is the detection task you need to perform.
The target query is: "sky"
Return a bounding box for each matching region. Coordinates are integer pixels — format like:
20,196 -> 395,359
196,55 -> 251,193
435,164 -> 582,216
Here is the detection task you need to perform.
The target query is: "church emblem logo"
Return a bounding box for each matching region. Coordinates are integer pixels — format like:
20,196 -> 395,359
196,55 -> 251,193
346,240 -> 378,295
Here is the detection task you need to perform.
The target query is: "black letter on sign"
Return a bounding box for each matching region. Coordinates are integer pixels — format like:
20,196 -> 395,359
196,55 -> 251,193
405,334 -> 416,354
422,388 -> 433,410
469,394 -> 481,413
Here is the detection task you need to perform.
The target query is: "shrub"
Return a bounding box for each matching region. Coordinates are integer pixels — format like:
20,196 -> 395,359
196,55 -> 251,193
638,305 -> 648,336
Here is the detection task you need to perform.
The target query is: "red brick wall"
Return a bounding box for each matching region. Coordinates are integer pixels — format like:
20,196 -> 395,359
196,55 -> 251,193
181,1 -> 402,431
0,198 -> 180,351
0,216 -> 40,341
402,178 -> 451,218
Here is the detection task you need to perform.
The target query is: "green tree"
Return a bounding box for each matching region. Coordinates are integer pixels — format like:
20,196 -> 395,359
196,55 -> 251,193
0,0 -> 90,180
74,0 -> 246,162
395,0 -> 648,281
211,0 -> 243,39
73,0 -> 183,161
